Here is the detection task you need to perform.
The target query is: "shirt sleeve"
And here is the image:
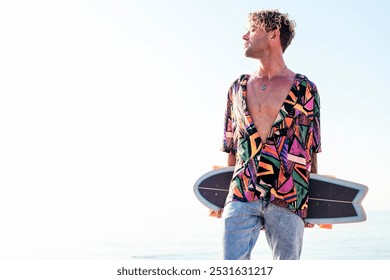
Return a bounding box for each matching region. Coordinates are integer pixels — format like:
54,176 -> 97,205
311,83 -> 321,153
221,83 -> 236,154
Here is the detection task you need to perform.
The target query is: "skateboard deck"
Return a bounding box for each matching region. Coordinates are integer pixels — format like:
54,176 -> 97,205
194,167 -> 368,224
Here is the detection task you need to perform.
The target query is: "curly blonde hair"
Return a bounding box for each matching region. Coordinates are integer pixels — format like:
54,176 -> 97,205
249,9 -> 296,52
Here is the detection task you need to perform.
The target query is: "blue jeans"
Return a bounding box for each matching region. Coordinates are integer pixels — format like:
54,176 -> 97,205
222,199 -> 304,260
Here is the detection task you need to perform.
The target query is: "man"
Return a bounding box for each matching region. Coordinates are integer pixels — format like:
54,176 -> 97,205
215,10 -> 321,260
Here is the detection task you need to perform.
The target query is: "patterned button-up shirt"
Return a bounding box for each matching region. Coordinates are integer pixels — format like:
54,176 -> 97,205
222,74 -> 321,218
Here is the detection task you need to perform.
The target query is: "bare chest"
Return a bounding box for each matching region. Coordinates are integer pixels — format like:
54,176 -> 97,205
246,77 -> 294,143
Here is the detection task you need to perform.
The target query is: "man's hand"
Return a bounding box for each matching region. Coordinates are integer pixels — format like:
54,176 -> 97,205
209,209 -> 223,218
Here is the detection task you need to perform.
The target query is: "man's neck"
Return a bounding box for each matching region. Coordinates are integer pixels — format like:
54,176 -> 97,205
256,55 -> 286,79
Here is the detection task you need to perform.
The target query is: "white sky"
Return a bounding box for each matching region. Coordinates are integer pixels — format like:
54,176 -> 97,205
0,0 -> 389,258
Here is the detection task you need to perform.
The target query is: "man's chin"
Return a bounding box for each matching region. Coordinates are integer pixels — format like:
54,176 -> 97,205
244,51 -> 254,58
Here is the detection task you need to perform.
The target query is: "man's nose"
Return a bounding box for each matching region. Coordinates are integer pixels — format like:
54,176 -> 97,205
242,31 -> 249,40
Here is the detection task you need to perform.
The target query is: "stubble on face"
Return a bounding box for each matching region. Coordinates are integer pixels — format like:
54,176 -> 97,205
243,25 -> 268,59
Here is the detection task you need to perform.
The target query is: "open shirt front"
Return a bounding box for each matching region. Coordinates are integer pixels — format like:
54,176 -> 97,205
222,74 -> 321,218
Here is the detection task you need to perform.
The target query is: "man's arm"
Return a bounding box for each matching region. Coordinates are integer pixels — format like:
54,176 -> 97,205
209,152 -> 236,218
311,152 -> 318,174
306,152 -> 333,228
227,152 -> 236,166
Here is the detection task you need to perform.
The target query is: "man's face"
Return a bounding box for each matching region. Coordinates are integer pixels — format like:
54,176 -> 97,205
242,23 -> 270,59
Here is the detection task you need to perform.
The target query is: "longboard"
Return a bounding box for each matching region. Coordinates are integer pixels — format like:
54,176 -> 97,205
194,167 -> 368,224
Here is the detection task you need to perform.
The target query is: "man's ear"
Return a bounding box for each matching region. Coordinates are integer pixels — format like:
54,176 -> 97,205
271,29 -> 280,39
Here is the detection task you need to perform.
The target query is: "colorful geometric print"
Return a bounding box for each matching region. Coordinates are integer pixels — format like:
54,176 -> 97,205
221,74 -> 321,218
